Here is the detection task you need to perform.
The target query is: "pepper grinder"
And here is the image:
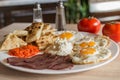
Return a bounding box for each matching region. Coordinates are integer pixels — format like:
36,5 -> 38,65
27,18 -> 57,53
33,3 -> 43,22
55,1 -> 66,31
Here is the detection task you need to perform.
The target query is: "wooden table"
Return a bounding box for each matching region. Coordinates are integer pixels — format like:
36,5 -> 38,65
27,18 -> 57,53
0,23 -> 120,80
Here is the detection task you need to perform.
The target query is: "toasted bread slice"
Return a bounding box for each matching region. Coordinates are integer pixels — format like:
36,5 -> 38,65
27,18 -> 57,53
35,23 -> 57,50
13,30 -> 28,36
0,33 -> 27,51
36,33 -> 57,50
42,24 -> 56,35
26,23 -> 44,43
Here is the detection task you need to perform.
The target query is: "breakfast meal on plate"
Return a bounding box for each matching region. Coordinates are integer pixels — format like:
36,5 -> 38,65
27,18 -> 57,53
0,22 -> 112,70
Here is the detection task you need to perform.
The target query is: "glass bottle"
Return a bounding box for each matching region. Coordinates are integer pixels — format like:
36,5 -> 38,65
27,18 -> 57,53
33,3 -> 43,22
55,1 -> 66,31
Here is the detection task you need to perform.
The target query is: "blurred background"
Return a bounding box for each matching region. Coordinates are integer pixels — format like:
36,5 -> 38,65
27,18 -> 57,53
0,0 -> 120,28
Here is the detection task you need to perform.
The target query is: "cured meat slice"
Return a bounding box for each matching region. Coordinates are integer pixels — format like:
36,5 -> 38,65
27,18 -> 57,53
7,53 -> 73,70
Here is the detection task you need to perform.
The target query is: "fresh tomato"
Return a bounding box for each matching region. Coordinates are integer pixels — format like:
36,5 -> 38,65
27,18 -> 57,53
102,22 -> 120,42
77,17 -> 101,34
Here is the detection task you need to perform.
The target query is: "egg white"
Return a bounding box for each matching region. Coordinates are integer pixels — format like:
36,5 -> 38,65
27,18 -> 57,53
94,36 -> 110,48
45,38 -> 73,56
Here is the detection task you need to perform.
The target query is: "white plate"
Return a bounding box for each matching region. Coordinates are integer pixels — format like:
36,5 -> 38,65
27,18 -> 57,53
0,32 -> 119,74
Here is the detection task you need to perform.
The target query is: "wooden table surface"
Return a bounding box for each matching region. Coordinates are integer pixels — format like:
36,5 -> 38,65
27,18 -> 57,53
0,23 -> 120,80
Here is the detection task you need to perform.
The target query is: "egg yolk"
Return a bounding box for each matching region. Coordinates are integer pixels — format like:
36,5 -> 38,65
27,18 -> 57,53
79,42 -> 88,48
80,48 -> 96,55
88,41 -> 95,47
59,32 -> 73,40
79,41 -> 95,48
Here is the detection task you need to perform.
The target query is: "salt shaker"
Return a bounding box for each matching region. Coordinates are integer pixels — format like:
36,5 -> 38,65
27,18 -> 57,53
33,3 -> 43,22
55,1 -> 66,31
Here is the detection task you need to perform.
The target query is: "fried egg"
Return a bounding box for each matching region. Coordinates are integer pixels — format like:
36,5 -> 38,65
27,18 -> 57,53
74,36 -> 96,49
71,35 -> 111,64
45,38 -> 73,56
71,47 -> 111,64
58,31 -> 83,42
76,35 -> 110,49
59,31 -> 75,41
